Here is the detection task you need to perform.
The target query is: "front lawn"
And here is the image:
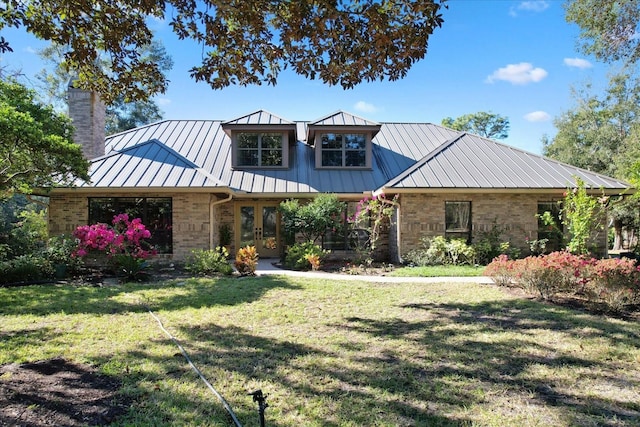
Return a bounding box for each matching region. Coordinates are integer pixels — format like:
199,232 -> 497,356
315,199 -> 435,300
389,264 -> 485,277
1,276 -> 639,426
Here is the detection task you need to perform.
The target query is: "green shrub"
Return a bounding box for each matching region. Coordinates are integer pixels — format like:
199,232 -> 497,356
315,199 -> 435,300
472,221 -> 517,264
46,236 -> 84,277
284,242 -> 328,270
404,236 -> 474,266
186,247 -> 233,276
0,255 -> 53,284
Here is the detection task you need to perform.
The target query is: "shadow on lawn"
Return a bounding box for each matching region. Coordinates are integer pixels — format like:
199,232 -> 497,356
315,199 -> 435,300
0,276 -> 300,317
146,298 -> 640,426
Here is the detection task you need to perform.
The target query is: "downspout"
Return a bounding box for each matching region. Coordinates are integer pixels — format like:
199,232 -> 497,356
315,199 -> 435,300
209,193 -> 233,250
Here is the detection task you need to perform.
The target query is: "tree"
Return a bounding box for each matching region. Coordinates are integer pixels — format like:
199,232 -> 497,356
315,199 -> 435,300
565,0 -> 640,66
542,72 -> 640,178
37,40 -> 172,134
279,194 -> 346,244
0,0 -> 447,102
0,79 -> 89,198
441,112 -> 510,139
542,72 -> 640,251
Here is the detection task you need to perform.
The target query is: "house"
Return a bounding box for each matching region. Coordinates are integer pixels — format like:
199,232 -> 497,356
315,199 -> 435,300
47,90 -> 630,262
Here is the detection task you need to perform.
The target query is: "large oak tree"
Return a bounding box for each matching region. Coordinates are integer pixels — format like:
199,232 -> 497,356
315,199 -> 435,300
0,0 -> 447,103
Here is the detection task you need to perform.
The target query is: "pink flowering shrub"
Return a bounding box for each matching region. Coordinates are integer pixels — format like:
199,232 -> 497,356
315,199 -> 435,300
483,254 -> 514,287
485,251 -> 640,312
586,257 -> 640,312
73,214 -> 156,279
508,252 -> 590,300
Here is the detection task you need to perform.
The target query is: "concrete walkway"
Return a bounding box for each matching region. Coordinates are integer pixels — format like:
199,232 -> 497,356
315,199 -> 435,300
254,259 -> 494,284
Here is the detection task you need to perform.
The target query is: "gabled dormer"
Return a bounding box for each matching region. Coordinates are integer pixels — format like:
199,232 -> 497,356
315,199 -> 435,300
307,111 -> 381,169
222,110 -> 297,169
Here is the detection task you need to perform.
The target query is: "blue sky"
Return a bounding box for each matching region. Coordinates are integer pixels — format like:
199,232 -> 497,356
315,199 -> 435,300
1,0 -> 610,154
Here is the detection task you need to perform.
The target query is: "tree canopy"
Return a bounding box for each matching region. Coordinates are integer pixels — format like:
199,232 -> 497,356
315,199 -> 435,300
441,111 -> 510,139
542,72 -> 640,179
565,0 -> 640,66
0,0 -> 447,103
37,41 -> 172,134
0,79 -> 89,198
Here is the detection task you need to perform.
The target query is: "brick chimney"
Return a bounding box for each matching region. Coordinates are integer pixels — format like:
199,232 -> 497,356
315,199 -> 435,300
68,84 -> 106,159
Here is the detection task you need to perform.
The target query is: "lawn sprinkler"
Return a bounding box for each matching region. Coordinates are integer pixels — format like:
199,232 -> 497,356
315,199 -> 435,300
248,389 -> 268,427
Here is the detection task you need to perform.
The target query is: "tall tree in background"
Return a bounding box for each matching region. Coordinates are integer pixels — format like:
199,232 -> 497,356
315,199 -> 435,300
0,0 -> 447,102
542,72 -> 640,251
37,40 -> 172,134
441,112 -> 510,139
542,72 -> 640,179
565,0 -> 640,66
0,79 -> 89,198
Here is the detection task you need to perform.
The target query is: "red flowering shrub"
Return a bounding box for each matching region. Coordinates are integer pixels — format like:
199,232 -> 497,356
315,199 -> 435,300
483,254 -> 514,286
586,257 -> 640,312
73,214 -> 156,279
511,252 -> 590,300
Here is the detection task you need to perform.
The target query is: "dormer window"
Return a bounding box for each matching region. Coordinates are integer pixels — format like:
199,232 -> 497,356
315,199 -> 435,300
222,110 -> 296,169
321,133 -> 367,167
307,111 -> 381,170
237,132 -> 284,167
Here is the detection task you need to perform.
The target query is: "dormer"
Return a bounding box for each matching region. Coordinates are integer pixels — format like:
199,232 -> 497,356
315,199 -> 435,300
222,110 -> 297,169
307,111 -> 381,169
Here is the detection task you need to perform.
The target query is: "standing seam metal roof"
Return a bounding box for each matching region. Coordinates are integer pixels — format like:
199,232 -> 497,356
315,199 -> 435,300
76,117 -> 630,194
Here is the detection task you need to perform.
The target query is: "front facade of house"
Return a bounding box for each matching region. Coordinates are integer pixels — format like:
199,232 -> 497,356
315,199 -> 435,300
48,96 -> 630,262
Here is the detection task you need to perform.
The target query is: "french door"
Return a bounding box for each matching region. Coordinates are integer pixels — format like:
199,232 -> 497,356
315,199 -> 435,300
236,202 -> 280,258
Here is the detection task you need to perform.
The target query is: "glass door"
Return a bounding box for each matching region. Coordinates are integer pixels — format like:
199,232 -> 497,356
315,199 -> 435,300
237,203 -> 280,258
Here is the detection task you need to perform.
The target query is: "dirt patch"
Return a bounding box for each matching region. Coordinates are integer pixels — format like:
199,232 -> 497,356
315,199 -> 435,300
0,358 -> 129,427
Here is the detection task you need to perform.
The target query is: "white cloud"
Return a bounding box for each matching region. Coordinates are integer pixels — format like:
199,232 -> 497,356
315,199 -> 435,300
354,101 -> 378,114
24,46 -> 37,54
524,111 -> 551,122
509,1 -> 550,16
485,62 -> 548,85
563,57 -> 593,69
156,97 -> 171,106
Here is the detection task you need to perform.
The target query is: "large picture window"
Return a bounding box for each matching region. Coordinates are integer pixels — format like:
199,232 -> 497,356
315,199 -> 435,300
320,133 -> 367,167
236,132 -> 284,167
445,201 -> 471,242
88,197 -> 173,254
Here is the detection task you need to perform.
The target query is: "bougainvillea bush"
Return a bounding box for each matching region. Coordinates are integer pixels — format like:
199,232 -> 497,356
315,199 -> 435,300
73,214 -> 156,280
485,252 -> 640,312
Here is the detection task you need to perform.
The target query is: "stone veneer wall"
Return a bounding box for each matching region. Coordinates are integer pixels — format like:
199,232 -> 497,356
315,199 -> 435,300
48,192 -> 214,261
397,192 -> 608,259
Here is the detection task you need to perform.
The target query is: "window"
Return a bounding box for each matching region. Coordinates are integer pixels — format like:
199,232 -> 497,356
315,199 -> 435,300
320,133 -> 367,167
236,132 -> 283,167
445,201 -> 471,242
88,197 -> 173,254
537,201 -> 563,252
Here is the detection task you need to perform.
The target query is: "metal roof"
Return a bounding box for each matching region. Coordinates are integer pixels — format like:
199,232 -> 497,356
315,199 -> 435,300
309,111 -> 380,126
222,109 -> 295,126
380,133 -> 629,191
72,117 -> 630,195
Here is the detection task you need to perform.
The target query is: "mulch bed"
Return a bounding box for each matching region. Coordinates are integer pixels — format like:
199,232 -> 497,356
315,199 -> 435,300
0,358 -> 129,427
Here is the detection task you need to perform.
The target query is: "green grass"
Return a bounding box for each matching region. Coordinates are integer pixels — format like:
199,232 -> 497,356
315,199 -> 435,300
1,276 -> 639,426
390,264 -> 485,277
